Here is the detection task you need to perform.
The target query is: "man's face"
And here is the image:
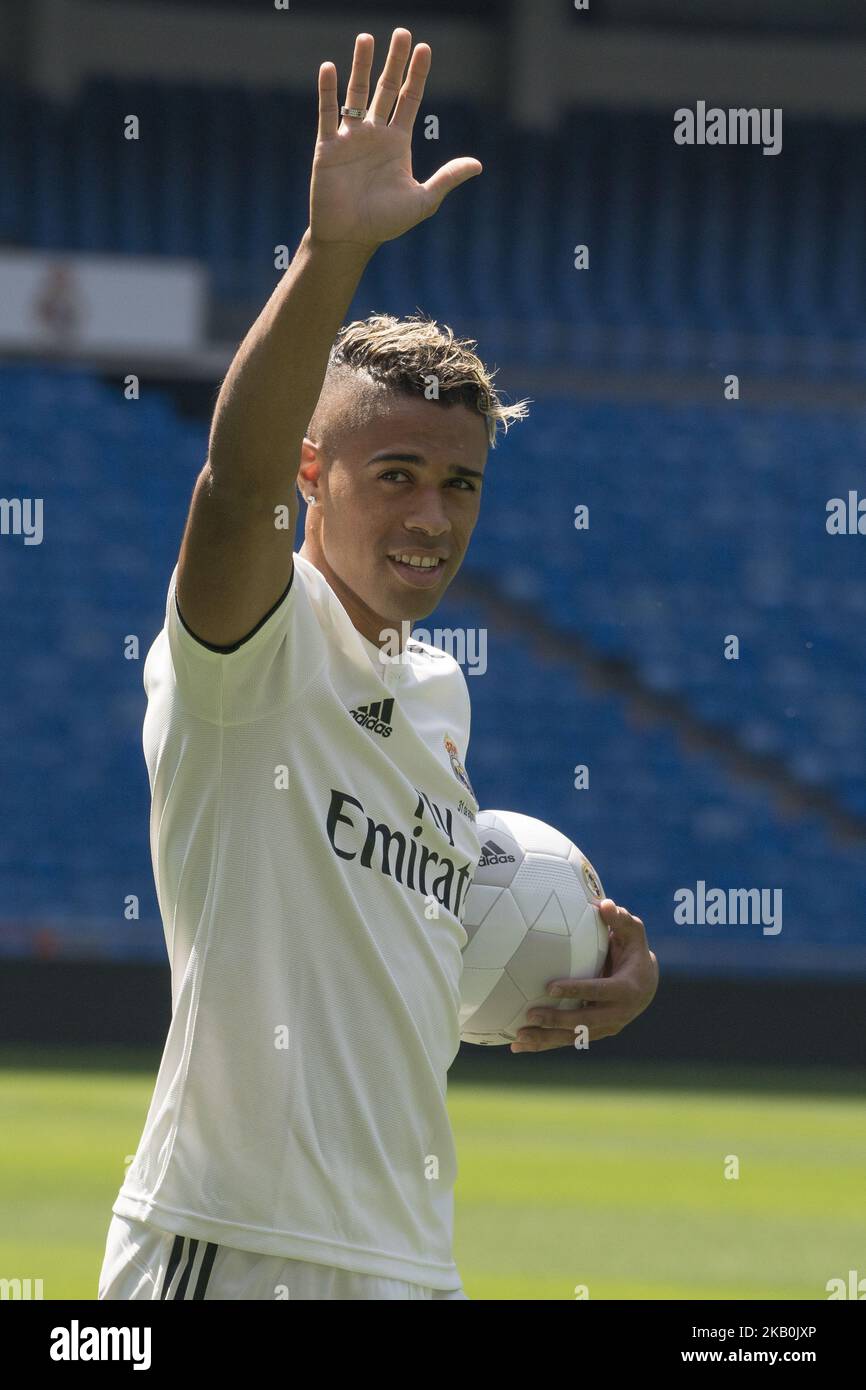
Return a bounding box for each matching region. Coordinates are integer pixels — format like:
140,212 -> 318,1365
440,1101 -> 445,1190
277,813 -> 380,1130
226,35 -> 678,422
299,395 -> 488,639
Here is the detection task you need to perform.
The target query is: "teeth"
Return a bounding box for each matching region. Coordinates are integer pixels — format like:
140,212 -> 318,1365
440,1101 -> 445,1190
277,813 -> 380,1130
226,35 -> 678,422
390,553 -> 440,568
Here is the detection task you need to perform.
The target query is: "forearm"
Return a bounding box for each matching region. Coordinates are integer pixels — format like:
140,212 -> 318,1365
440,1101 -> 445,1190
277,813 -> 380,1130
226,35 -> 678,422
173,28 -> 476,647
207,228 -> 376,492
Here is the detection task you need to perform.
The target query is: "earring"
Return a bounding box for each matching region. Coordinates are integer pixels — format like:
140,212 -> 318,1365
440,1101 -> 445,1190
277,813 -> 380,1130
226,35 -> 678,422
306,495 -> 317,506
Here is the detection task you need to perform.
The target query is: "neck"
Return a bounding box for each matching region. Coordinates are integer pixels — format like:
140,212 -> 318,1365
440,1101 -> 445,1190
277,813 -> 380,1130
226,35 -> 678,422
299,540 -> 409,651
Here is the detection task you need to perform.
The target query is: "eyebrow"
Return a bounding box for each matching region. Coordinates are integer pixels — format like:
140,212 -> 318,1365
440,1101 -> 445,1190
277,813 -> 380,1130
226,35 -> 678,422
365,452 -> 485,480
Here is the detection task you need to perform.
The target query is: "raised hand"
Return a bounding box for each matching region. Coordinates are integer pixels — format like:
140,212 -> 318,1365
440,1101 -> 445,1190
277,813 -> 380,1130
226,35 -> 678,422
310,28 -> 482,250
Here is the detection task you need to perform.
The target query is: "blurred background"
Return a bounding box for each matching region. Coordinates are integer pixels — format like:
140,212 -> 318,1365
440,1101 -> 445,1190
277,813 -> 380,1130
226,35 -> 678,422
0,0 -> 864,1300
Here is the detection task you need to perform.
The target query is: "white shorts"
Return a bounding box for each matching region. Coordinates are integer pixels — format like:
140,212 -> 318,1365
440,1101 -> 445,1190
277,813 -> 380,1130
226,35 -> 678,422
98,1214 -> 470,1301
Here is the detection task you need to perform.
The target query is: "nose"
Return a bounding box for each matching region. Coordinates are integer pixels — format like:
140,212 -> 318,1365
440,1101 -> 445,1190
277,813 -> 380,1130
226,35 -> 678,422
403,485 -> 451,537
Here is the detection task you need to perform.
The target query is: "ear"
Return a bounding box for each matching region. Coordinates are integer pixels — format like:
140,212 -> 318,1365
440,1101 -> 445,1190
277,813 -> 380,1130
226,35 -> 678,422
297,438 -> 322,501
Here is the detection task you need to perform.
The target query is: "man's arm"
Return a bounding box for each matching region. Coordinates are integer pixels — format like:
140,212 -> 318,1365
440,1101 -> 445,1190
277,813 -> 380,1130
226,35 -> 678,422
176,27 -> 481,648
176,231 -> 372,647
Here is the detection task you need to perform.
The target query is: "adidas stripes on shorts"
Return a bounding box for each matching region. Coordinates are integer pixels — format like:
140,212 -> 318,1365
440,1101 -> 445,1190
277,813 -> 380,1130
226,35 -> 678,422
98,1214 -> 470,1301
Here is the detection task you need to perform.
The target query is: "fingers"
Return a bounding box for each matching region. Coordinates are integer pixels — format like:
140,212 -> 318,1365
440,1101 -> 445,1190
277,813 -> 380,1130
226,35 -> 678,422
387,39 -> 430,131
317,32 -> 374,142
515,1003 -> 622,1049
511,1022 -> 619,1053
420,157 -> 483,215
511,1030 -> 575,1053
317,62 -> 339,141
341,32 -> 375,127
544,974 -> 612,1001
526,1003 -> 610,1027
599,898 -> 646,936
368,28 -> 414,125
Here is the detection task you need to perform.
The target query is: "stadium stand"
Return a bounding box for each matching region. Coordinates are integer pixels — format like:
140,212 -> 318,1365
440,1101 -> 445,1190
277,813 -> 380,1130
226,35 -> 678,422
1,364 -> 863,975
3,82 -> 866,367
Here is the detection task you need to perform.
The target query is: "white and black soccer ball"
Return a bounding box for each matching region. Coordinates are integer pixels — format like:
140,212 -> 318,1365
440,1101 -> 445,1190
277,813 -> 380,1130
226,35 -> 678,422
460,810 -> 609,1045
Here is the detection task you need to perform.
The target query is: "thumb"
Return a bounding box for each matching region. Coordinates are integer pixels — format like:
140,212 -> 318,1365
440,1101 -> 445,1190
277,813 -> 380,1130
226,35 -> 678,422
421,157 -> 483,215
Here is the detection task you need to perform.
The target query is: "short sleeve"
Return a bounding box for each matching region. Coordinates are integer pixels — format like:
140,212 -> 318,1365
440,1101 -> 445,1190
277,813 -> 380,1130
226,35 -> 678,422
159,559 -> 325,724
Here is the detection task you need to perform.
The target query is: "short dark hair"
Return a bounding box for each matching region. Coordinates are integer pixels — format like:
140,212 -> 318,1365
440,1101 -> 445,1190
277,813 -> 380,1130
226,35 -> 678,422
308,311 -> 531,456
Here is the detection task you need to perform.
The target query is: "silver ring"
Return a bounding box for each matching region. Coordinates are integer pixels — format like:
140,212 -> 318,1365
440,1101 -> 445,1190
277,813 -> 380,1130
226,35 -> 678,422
341,105 -> 367,120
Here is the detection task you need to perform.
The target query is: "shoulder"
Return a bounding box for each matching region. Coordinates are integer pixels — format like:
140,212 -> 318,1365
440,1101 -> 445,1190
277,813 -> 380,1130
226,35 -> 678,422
403,633 -> 472,735
404,633 -> 460,670
146,551 -> 325,723
403,634 -> 467,692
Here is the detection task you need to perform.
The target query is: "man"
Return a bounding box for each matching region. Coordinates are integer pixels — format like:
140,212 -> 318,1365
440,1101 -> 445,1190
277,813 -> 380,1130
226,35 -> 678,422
99,28 -> 658,1302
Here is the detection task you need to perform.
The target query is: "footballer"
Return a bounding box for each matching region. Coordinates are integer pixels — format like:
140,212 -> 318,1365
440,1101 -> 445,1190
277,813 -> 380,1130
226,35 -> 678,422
98,28 -> 658,1302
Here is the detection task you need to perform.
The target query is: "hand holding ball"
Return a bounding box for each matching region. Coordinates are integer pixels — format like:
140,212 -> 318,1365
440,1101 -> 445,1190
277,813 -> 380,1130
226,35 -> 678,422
459,810 -> 608,1046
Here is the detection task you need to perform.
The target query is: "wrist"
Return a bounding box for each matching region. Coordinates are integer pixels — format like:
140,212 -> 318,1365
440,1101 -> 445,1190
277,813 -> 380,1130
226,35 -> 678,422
302,226 -> 379,265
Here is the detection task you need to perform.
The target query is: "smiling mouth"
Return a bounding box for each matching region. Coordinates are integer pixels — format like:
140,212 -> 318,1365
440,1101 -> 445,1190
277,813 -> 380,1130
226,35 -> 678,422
386,552 -> 447,587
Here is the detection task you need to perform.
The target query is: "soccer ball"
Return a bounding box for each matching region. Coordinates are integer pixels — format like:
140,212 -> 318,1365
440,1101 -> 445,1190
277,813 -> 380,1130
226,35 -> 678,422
460,809 -> 609,1045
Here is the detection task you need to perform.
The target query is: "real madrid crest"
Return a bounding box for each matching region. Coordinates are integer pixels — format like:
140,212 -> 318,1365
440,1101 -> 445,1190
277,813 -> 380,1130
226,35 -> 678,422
581,859 -> 603,901
444,733 -> 477,804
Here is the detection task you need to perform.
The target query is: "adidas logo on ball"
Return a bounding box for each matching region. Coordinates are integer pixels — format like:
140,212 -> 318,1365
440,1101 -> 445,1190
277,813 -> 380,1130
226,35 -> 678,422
460,809 -> 609,1047
349,698 -> 394,738
478,838 -> 516,867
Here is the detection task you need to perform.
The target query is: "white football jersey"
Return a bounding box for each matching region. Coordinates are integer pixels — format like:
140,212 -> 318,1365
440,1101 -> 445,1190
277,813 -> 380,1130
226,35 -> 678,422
112,553 -> 481,1290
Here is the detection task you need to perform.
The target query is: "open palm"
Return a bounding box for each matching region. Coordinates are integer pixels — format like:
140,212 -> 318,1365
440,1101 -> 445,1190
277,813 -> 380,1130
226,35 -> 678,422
310,29 -> 482,249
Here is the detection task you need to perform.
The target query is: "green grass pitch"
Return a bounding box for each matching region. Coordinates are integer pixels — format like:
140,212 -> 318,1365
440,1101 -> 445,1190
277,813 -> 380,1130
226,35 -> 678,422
1,1048 -> 863,1300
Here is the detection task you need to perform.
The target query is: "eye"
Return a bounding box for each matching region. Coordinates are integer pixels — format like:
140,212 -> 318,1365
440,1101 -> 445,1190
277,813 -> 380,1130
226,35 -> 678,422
376,469 -> 478,491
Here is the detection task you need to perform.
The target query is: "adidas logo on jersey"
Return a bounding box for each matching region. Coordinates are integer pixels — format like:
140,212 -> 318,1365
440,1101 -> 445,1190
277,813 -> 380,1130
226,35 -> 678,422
349,697 -> 395,738
478,839 -> 516,867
